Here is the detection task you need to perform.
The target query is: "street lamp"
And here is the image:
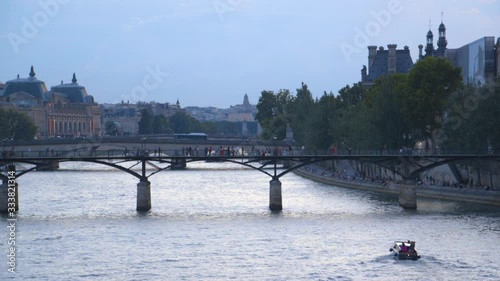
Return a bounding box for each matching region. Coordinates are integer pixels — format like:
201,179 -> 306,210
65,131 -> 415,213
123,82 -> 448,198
273,136 -> 278,156
273,135 -> 278,178
402,133 -> 412,155
402,134 -> 412,147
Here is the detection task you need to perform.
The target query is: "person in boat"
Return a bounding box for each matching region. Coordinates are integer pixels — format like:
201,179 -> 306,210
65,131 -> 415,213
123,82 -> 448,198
400,242 -> 407,252
409,241 -> 415,252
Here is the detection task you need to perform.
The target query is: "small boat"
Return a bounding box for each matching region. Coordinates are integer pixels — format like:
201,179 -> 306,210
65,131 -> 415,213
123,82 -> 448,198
389,241 -> 421,260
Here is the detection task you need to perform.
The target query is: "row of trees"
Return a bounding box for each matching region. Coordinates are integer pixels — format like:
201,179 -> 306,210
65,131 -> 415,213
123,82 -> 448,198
255,57 -> 500,153
124,109 -> 257,136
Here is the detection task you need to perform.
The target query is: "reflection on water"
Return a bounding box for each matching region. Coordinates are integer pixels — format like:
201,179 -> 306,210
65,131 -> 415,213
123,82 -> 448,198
2,161 -> 499,280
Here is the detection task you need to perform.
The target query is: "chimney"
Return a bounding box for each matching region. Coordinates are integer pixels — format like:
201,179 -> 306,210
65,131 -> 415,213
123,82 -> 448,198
368,45 -> 377,73
387,44 -> 397,74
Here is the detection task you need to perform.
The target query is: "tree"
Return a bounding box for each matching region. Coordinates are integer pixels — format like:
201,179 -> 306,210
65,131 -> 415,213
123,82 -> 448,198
302,92 -> 337,150
290,82 -> 314,144
0,109 -> 37,141
255,90 -> 277,131
403,57 -> 462,134
105,120 -> 121,136
138,109 -> 153,134
255,89 -> 293,140
337,82 -> 364,108
332,83 -> 368,150
442,78 -> 500,152
363,74 -> 410,149
169,111 -> 201,133
152,115 -> 169,134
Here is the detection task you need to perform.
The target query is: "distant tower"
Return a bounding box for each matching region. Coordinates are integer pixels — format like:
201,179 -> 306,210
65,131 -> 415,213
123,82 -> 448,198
72,72 -> 78,84
29,65 -> 36,78
425,19 -> 434,57
425,29 -> 434,57
436,14 -> 447,57
243,93 -> 250,106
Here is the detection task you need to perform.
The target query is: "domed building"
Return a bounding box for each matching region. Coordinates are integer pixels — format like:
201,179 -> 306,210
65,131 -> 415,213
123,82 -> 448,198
0,66 -> 101,138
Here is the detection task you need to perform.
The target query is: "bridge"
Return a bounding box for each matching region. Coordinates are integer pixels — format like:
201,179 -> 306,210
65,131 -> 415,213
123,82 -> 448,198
1,147 -> 499,213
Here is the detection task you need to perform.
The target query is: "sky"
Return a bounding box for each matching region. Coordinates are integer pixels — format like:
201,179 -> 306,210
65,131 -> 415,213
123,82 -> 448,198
0,0 -> 499,108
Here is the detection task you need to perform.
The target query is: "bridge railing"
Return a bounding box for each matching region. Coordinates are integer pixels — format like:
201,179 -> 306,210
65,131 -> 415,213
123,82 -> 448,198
0,147 -> 495,159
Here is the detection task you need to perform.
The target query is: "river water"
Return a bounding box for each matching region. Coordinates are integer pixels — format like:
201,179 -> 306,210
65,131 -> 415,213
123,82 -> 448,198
1,161 -> 499,280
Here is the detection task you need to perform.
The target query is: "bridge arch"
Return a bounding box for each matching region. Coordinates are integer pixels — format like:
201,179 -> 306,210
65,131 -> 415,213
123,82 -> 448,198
1,159 -> 144,180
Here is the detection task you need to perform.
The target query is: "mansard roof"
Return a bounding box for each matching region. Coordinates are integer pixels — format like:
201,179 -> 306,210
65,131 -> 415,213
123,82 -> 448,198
3,66 -> 48,100
366,47 -> 414,81
50,73 -> 93,104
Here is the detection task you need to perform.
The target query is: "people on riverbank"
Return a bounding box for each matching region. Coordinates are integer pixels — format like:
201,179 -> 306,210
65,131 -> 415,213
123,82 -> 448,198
301,164 -> 498,192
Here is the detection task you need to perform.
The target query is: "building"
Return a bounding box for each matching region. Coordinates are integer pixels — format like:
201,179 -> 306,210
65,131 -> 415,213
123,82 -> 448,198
0,66 -> 101,138
184,94 -> 259,136
101,100 -> 183,135
361,44 -> 414,87
419,20 -> 498,85
361,20 -> 499,87
101,102 -> 140,135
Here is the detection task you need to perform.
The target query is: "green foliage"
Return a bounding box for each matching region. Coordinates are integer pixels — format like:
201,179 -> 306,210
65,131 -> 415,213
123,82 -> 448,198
255,89 -> 293,140
290,82 -> 313,143
250,57 -> 477,153
152,115 -> 170,134
332,83 -> 369,150
138,109 -> 153,134
105,120 -> 121,136
302,92 -> 336,149
0,109 -> 37,141
337,82 -> 364,108
363,74 -> 410,148
442,78 -> 500,152
168,111 -> 202,133
403,57 -> 462,132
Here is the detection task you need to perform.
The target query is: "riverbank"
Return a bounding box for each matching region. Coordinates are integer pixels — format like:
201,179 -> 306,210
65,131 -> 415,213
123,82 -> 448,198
294,164 -> 500,207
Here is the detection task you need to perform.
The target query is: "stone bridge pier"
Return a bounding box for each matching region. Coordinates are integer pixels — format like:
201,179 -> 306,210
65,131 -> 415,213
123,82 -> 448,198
0,165 -> 19,214
269,177 -> 282,210
137,179 -> 151,212
399,179 -> 417,210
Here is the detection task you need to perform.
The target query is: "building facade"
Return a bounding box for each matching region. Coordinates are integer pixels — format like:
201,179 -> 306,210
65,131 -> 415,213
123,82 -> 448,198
101,100 -> 183,135
420,21 -> 498,85
184,94 -> 259,136
0,66 -> 101,138
361,20 -> 499,87
361,44 -> 414,87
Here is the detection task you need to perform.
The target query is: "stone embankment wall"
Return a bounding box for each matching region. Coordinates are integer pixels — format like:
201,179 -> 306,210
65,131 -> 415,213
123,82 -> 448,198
294,165 -> 500,207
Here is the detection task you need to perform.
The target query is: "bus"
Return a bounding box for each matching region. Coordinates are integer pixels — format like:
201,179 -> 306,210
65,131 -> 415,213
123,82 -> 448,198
173,133 -> 208,140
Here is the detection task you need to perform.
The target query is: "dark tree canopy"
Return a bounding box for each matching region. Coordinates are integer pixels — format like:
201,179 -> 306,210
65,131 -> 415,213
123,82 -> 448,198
0,109 -> 37,141
138,109 -> 153,134
403,57 -> 462,131
105,120 -> 121,136
253,58 -> 475,153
